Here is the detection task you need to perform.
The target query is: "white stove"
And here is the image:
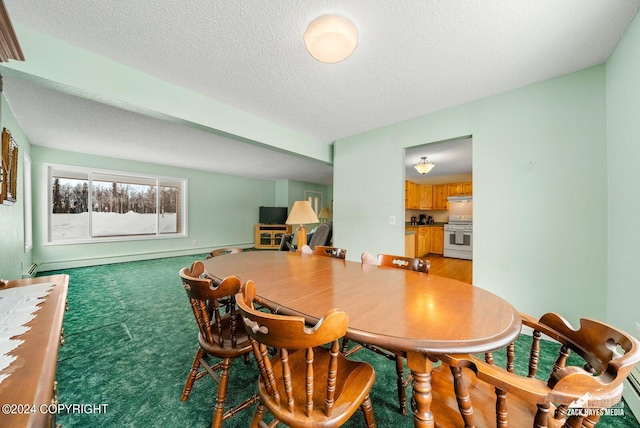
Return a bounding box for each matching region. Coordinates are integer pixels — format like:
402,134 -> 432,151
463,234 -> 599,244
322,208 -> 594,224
444,215 -> 473,260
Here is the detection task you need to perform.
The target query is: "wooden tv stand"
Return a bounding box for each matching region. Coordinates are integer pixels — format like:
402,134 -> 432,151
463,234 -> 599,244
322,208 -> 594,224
254,224 -> 292,249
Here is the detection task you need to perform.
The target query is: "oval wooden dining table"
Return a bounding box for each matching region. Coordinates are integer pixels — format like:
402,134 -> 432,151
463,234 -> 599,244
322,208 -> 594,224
202,250 -> 521,428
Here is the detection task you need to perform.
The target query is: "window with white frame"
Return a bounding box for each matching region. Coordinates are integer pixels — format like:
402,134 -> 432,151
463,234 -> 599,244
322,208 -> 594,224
24,154 -> 32,251
304,190 -> 323,216
45,164 -> 187,244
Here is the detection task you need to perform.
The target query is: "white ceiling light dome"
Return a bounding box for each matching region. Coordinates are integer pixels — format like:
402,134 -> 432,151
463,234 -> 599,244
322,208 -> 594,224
304,14 -> 358,63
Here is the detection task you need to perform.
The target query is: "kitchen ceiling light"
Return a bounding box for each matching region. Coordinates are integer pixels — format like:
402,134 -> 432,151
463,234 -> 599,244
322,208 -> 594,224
304,15 -> 358,63
413,157 -> 435,175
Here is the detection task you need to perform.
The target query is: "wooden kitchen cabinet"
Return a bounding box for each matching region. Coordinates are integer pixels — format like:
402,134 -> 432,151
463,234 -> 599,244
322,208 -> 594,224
404,180 -> 411,208
463,181 -> 472,195
411,182 -> 421,209
405,232 -> 416,258
406,180 -> 471,210
418,227 -> 431,257
430,226 -> 444,255
419,184 -> 433,210
406,226 -> 431,257
406,226 -> 418,254
405,180 -> 420,209
448,181 -> 473,196
432,184 -> 449,210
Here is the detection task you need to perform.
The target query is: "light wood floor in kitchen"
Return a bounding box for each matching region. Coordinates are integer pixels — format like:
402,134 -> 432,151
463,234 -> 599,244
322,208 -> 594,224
423,254 -> 472,284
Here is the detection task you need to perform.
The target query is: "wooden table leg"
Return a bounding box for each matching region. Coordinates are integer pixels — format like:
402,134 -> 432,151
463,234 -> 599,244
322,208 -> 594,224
406,351 -> 435,428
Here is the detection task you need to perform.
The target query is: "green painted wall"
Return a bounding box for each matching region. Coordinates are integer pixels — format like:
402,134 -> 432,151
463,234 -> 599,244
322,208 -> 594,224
273,179 -> 332,213
0,95 -> 32,279
287,181 -> 330,208
334,65 -> 608,326
274,180 -> 289,207
606,12 -> 640,335
29,146 -> 277,271
24,147 -> 332,272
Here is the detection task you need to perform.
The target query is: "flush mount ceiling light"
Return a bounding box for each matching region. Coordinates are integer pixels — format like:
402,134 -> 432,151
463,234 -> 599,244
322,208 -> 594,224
304,14 -> 358,63
413,157 -> 435,175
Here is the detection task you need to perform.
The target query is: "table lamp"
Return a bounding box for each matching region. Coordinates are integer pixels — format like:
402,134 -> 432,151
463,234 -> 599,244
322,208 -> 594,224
318,207 -> 332,223
286,201 -> 319,251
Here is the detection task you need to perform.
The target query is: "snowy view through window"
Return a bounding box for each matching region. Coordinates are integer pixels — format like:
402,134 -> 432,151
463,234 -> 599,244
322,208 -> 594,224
49,169 -> 184,242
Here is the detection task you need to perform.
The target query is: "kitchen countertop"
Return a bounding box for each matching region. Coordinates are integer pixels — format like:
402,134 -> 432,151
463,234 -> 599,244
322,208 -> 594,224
405,222 -> 447,227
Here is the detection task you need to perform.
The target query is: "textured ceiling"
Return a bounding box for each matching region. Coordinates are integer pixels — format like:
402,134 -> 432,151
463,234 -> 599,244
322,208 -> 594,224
2,0 -> 639,184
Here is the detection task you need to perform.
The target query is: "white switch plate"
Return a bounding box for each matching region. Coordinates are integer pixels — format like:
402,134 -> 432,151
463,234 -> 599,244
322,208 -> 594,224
389,215 -> 396,225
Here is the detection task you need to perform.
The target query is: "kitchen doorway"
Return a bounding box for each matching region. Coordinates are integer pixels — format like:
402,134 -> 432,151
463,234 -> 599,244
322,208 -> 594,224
404,136 -> 473,280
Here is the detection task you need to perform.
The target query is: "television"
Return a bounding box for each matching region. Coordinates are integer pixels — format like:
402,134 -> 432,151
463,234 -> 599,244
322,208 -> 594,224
259,206 -> 288,224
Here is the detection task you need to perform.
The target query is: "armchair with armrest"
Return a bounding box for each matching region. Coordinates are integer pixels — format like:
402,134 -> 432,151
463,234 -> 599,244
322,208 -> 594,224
307,222 -> 332,249
236,280 -> 377,427
281,222 -> 332,251
430,312 -> 640,427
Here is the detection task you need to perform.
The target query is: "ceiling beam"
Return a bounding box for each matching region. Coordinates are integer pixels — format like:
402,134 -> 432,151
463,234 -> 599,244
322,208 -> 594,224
1,24 -> 332,164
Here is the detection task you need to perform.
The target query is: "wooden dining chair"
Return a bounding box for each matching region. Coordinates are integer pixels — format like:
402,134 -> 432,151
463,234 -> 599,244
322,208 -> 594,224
312,245 -> 347,259
206,247 -> 243,258
204,248 -> 243,311
179,261 -> 258,428
236,280 -> 377,428
340,252 -> 430,415
372,252 -> 430,272
430,312 -> 640,427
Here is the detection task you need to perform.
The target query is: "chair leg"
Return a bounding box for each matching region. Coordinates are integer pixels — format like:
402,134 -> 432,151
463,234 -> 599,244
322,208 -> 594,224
395,354 -> 408,415
211,357 -> 232,428
534,402 -> 550,428
340,337 -> 365,357
495,387 -> 507,427
450,366 -> 476,427
584,412 -> 601,427
559,407 -> 602,428
341,337 -> 351,354
250,402 -> 267,428
182,347 -> 206,401
360,394 -> 377,427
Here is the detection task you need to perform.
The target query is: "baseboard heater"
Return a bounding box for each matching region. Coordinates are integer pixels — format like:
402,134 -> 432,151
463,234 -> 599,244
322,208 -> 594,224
630,367 -> 640,390
22,263 -> 38,279
624,366 -> 640,420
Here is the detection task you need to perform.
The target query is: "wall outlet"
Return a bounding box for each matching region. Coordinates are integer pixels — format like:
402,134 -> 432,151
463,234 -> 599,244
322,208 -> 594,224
192,240 -> 197,247
389,215 -> 396,225
636,322 -> 640,340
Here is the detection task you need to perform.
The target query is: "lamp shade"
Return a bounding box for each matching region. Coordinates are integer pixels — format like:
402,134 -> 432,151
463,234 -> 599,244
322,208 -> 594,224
304,15 -> 358,63
318,207 -> 332,220
286,201 -> 319,225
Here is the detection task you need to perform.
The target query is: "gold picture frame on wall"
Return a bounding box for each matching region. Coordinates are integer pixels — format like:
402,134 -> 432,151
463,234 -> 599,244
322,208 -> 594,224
1,127 -> 18,205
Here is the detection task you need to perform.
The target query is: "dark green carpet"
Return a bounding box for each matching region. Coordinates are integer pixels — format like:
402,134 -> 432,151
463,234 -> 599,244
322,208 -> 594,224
41,255 -> 639,427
